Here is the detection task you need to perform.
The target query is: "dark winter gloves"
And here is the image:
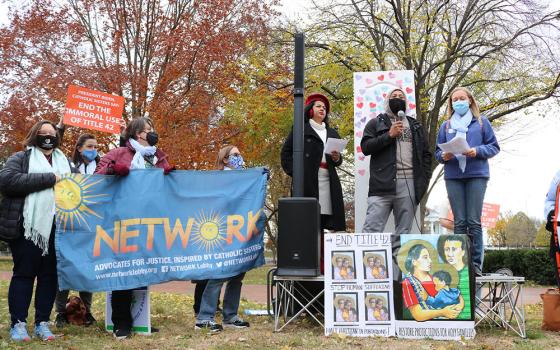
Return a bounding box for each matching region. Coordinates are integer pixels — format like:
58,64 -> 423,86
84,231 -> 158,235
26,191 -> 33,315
113,162 -> 130,176
112,161 -> 174,175
163,164 -> 175,175
546,210 -> 555,233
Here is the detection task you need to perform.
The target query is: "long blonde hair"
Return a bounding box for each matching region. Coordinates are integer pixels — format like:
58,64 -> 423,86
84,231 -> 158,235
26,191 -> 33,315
215,145 -> 236,170
446,87 -> 481,121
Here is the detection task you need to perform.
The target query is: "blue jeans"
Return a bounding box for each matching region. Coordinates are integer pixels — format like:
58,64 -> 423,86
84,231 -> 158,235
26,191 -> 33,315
196,273 -> 245,323
445,178 -> 488,274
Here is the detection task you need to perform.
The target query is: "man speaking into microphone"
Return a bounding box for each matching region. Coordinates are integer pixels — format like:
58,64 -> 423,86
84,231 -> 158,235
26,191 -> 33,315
360,88 -> 432,234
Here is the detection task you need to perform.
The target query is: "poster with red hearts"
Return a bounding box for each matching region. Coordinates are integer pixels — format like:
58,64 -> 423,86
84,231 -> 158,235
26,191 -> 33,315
354,71 -> 417,233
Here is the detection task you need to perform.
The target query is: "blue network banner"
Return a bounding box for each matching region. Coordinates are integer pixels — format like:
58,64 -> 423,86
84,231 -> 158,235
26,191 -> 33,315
54,168 -> 268,292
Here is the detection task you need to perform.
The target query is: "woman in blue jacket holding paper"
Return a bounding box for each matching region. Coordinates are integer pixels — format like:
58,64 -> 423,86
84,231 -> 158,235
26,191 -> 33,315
435,87 -> 500,276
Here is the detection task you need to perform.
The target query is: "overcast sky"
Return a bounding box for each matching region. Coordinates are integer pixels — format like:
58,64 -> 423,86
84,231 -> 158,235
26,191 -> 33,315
277,0 -> 560,220
1,1 -> 559,219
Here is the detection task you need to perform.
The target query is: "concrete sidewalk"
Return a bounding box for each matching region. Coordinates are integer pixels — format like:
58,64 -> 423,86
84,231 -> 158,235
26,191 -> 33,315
0,271 -> 548,305
152,280 -> 548,305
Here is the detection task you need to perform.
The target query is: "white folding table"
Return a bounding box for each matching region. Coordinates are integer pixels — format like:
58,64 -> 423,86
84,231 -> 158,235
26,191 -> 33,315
474,274 -> 526,338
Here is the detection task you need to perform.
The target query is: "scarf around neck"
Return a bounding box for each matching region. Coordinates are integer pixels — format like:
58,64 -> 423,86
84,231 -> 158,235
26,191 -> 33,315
78,160 -> 96,175
309,118 -> 326,131
129,138 -> 157,169
449,109 -> 473,172
309,119 -> 328,163
309,119 -> 327,144
23,147 -> 71,254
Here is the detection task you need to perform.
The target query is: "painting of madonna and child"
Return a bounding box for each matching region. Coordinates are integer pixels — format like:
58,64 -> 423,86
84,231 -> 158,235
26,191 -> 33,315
396,234 -> 473,321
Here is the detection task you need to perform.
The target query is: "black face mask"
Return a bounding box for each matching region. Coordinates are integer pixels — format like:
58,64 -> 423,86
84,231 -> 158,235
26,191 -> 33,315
388,98 -> 406,115
146,132 -> 159,146
36,135 -> 59,150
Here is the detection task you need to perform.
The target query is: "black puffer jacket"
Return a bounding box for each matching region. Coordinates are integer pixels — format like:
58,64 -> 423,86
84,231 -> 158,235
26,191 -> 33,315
360,113 -> 432,204
0,149 -> 62,240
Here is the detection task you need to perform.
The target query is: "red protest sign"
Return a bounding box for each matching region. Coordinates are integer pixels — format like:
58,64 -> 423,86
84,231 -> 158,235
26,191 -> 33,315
63,85 -> 124,134
481,203 -> 500,229
447,202 -> 501,229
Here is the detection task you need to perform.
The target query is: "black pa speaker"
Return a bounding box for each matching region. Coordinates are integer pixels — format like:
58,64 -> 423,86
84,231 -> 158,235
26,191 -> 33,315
276,197 -> 320,276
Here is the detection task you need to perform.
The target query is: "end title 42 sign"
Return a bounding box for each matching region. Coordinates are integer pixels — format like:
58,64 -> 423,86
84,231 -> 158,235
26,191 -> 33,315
63,85 -> 124,134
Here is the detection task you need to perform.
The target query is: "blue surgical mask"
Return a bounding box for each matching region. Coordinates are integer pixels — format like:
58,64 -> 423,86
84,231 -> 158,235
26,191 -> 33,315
452,100 -> 470,116
82,149 -> 98,162
228,154 -> 244,170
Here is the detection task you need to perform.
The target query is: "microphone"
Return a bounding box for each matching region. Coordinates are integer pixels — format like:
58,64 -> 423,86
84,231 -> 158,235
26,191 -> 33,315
397,110 -> 405,121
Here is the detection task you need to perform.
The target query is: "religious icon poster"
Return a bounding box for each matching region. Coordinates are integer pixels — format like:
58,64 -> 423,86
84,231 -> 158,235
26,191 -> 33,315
324,233 -> 476,340
394,234 -> 475,339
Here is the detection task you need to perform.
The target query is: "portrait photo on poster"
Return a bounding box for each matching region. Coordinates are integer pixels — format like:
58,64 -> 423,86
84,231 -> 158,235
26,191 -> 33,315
363,250 -> 389,281
395,234 -> 472,322
365,291 -> 391,323
333,293 -> 359,324
331,251 -> 357,282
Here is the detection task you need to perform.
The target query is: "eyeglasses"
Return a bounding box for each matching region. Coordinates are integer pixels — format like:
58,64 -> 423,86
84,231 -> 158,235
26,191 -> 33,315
229,153 -> 241,158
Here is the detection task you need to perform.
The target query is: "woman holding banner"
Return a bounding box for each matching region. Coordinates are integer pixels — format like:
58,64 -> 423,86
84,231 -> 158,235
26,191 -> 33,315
435,87 -> 500,276
0,121 -> 76,342
193,145 -> 250,333
95,117 -> 172,339
54,133 -> 99,328
192,144 -> 245,317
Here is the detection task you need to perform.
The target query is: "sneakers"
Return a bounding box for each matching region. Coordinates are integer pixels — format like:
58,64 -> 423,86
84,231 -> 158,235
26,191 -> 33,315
34,321 -> 55,341
113,327 -> 132,340
55,313 -> 68,328
10,322 -> 31,342
224,318 -> 250,329
194,320 -> 223,333
84,312 -> 96,327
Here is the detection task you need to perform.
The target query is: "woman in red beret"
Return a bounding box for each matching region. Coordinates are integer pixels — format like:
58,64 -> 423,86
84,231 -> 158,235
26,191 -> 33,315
281,93 -> 346,233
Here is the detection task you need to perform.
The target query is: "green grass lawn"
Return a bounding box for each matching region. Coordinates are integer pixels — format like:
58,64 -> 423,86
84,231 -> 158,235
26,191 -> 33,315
0,257 -> 12,272
0,257 -> 274,285
243,264 -> 274,285
0,279 -> 558,349
0,257 -> 558,348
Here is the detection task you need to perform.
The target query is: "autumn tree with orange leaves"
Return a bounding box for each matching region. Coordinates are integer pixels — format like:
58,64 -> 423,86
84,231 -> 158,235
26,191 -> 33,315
0,0 -> 276,169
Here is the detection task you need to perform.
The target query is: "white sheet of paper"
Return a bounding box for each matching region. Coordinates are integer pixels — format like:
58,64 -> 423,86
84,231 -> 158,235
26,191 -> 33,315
438,137 -> 470,155
324,138 -> 348,154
